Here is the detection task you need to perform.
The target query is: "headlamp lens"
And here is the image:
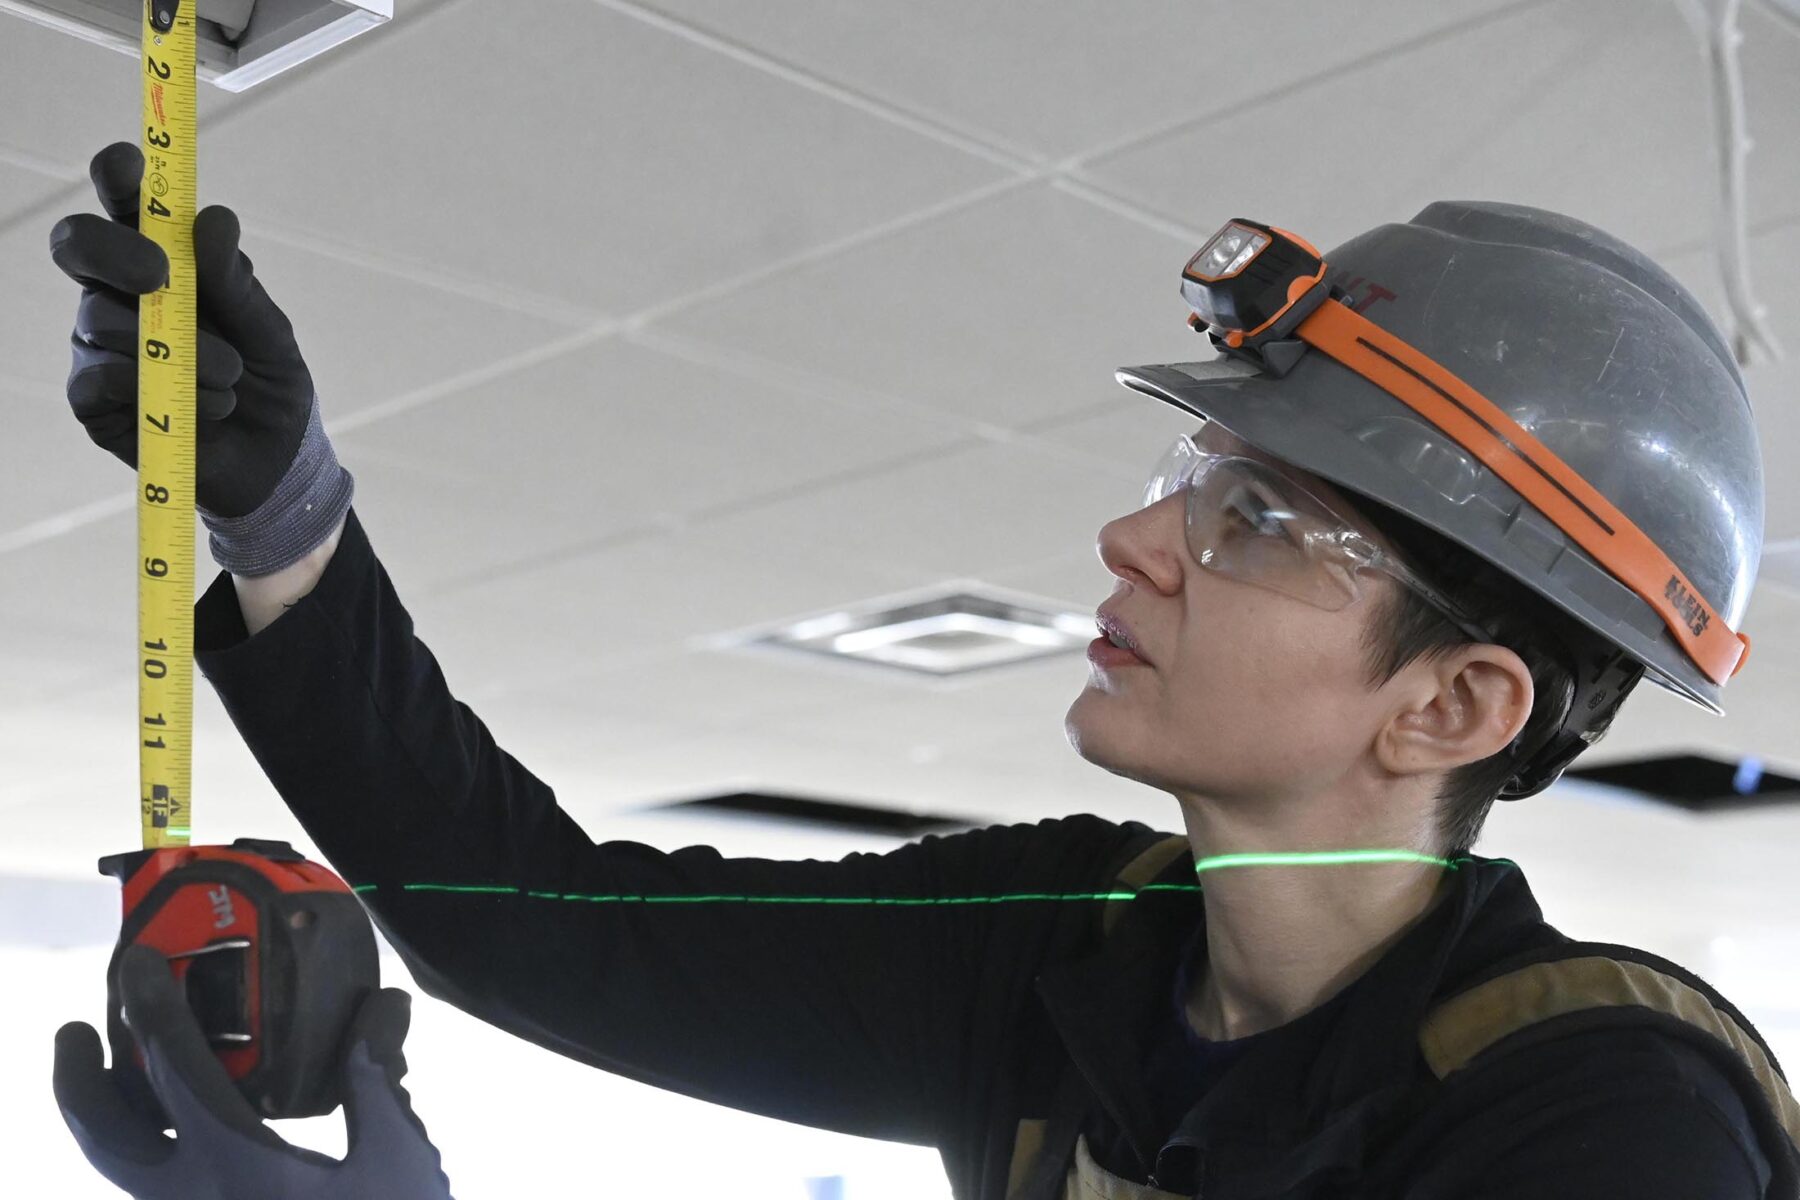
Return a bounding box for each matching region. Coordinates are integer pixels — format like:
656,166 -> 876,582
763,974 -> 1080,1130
1193,223 -> 1270,281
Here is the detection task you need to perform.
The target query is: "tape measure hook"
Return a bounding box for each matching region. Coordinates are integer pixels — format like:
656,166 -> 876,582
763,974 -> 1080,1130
152,1 -> 180,34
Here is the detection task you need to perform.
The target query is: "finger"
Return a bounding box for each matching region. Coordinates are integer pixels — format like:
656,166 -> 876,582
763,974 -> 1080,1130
75,405 -> 138,467
52,1020 -> 176,1169
348,987 -> 412,1072
118,945 -> 278,1148
74,285 -> 248,377
71,287 -> 245,403
68,293 -> 243,429
49,213 -> 169,295
342,1041 -> 453,1196
65,337 -> 137,424
90,141 -> 144,228
195,314 -> 248,407
191,205 -> 305,373
340,989 -> 453,1192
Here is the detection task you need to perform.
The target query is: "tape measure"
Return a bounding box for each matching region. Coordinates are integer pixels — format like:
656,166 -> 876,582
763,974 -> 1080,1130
95,5 -> 382,1126
136,0 -> 198,851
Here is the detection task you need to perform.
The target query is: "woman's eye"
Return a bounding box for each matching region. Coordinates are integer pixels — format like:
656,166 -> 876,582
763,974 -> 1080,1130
1225,495 -> 1287,538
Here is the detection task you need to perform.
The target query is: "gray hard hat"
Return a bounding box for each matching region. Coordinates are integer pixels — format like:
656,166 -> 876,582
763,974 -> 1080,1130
1117,200 -> 1764,717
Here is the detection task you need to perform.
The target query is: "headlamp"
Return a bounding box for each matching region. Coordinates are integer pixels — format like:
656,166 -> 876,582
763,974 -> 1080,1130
1159,217 -> 1754,693
1180,219 -> 1328,351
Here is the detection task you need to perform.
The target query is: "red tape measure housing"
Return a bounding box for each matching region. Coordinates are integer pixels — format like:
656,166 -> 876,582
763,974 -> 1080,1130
100,837 -> 379,1121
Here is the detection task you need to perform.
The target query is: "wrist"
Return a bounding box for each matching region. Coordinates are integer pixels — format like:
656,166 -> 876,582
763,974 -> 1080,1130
230,513 -> 345,636
199,393 -> 354,576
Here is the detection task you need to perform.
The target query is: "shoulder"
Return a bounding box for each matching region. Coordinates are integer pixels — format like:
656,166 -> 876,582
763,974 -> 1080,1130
1416,1024 -> 1775,1197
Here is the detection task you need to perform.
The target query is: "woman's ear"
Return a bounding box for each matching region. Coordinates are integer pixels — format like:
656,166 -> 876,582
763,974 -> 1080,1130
1375,645 -> 1535,778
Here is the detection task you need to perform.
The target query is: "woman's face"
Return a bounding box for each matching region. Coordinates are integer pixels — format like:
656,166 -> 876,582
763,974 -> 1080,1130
1065,421 -> 1413,807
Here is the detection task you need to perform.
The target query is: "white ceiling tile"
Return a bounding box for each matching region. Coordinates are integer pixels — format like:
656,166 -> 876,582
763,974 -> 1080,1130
317,451 -> 661,597
1740,2 -> 1800,232
395,504 -> 925,694
726,652 -> 1094,763
0,158 -> 76,234
0,376 -> 139,539
645,0 -> 1530,161
1084,0 -> 1798,264
216,222 -> 588,414
0,618 -> 118,708
670,435 -> 1145,585
195,0 -> 1005,318
460,644 -> 911,732
329,333 -> 971,591
0,506 -> 147,644
1029,397 -> 1210,482
0,16 -> 219,178
657,182 -> 1203,431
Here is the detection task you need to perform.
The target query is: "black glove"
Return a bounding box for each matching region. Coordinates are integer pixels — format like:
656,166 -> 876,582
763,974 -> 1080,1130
53,943 -> 454,1200
49,142 -> 353,575
50,141 -> 315,519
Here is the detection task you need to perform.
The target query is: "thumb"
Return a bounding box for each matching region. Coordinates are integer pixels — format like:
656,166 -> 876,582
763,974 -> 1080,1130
342,987 -> 413,1095
341,989 -> 439,1153
340,990 -> 453,1197
89,141 -> 144,229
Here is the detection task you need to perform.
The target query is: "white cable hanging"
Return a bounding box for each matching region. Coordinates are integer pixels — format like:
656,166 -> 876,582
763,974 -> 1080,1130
1671,0 -> 1789,366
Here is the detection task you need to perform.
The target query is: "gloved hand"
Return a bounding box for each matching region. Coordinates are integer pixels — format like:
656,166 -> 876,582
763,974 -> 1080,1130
48,141 -> 353,576
53,943 -> 453,1200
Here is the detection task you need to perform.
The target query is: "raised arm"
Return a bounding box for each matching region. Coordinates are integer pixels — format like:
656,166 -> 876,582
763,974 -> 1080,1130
194,505 -> 1159,1147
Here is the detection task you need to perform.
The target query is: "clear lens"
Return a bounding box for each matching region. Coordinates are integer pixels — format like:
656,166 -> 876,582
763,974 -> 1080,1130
1223,233 -> 1268,276
1141,437 -> 1363,610
1140,435 -> 1496,640
1142,435 -> 1200,509
1187,458 -> 1361,610
1195,223 -> 1269,279
1203,240 -> 1240,276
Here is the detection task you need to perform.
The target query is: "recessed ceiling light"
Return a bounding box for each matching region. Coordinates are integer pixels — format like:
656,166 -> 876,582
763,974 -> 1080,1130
700,581 -> 1097,681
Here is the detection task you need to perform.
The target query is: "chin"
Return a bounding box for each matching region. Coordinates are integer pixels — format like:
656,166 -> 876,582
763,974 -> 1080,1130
1065,704 -> 1157,787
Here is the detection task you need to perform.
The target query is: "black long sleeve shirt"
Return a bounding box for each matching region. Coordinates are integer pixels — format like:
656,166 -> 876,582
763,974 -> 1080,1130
191,507 -> 1780,1198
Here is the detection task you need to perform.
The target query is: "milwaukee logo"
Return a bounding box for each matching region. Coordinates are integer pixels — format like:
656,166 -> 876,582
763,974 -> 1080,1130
1665,575 -> 1712,637
208,885 -> 237,931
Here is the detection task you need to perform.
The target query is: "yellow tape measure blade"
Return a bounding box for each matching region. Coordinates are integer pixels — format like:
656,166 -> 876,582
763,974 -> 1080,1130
137,0 -> 198,850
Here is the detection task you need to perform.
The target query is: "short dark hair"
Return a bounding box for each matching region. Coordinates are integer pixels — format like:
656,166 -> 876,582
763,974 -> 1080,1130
1349,501 -> 1638,857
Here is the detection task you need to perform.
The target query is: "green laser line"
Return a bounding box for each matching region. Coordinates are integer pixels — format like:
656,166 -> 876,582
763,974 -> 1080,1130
348,851 -> 1511,903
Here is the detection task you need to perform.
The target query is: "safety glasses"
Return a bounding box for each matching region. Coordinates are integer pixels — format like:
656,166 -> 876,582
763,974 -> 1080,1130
1143,434 -> 1497,644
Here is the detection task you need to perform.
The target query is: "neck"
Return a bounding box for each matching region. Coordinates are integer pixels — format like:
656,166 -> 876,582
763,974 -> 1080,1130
1176,800 -> 1456,1042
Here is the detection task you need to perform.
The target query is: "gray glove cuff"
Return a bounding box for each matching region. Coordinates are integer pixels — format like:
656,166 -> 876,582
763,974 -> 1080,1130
198,393 -> 355,577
